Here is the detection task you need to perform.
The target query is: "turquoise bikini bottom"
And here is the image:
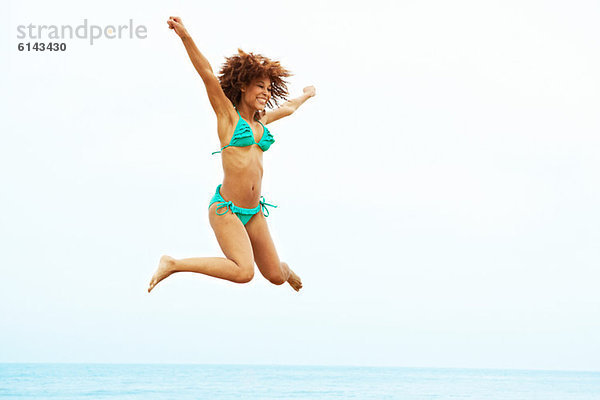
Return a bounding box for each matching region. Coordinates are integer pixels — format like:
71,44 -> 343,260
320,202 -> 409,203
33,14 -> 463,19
208,184 -> 277,225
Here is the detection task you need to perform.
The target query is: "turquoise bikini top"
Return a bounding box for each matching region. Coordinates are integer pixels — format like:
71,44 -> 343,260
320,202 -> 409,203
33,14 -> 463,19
212,105 -> 275,155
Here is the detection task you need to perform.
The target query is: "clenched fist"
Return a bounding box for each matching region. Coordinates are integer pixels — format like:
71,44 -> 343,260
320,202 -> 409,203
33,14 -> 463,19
303,85 -> 316,98
167,16 -> 188,38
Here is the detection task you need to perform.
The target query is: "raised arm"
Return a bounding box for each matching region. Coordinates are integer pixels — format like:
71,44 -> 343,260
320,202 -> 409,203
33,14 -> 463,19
264,86 -> 316,125
167,17 -> 234,121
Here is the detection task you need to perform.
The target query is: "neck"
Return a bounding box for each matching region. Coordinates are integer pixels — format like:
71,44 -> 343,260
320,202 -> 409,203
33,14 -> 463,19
236,102 -> 257,122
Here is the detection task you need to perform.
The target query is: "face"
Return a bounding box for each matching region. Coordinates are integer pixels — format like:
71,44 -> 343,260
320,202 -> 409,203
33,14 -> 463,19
242,77 -> 272,110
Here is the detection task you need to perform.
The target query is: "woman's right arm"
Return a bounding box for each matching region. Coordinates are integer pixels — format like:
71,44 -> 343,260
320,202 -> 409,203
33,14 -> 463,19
167,17 -> 234,121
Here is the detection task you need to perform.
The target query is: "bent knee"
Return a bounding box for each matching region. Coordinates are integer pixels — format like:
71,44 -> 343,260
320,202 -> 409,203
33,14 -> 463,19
233,264 -> 254,284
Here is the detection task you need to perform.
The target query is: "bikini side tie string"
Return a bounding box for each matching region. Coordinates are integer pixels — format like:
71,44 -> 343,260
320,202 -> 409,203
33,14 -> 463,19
259,196 -> 278,217
215,201 -> 234,215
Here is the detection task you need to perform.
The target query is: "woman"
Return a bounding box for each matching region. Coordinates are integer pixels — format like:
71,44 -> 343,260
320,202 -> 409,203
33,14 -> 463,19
148,16 -> 315,293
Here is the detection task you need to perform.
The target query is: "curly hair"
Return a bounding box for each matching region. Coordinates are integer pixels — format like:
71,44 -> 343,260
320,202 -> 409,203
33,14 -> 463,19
218,48 -> 292,120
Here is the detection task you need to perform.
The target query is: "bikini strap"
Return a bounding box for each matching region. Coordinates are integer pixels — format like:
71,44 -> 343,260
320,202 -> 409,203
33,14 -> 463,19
215,201 -> 234,215
212,145 -> 229,155
259,196 -> 278,217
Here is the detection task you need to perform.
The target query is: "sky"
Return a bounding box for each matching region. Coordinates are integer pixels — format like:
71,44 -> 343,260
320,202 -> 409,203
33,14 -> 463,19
1,0 -> 599,371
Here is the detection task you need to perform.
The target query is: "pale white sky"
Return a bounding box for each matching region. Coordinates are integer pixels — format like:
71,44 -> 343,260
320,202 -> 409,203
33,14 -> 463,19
1,0 -> 599,370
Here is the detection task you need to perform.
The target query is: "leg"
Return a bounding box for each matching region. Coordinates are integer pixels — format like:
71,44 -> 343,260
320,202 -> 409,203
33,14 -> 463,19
244,211 -> 302,291
147,202 -> 255,292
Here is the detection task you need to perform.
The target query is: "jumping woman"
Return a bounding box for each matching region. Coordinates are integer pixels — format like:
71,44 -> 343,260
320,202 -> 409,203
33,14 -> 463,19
148,16 -> 315,293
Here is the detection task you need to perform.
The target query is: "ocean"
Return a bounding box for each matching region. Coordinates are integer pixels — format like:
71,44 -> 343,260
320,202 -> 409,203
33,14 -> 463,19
1,364 -> 599,399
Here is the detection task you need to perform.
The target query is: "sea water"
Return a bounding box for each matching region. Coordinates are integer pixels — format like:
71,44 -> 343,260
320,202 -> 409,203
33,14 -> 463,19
1,364 -> 599,399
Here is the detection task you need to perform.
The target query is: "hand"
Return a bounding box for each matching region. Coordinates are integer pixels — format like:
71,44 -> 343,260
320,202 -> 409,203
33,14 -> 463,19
303,85 -> 316,98
167,16 -> 188,38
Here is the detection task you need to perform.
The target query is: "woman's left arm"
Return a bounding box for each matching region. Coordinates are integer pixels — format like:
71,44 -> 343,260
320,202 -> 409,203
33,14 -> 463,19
264,86 -> 316,124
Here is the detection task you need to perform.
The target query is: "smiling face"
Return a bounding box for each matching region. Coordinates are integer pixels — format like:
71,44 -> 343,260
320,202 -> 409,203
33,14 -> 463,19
241,77 -> 272,111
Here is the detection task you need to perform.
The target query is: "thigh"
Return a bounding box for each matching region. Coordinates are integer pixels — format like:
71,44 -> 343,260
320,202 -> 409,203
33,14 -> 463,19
244,211 -> 282,278
208,202 -> 254,268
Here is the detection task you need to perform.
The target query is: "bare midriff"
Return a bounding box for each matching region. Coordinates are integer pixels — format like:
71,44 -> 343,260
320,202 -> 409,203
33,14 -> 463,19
219,144 -> 264,209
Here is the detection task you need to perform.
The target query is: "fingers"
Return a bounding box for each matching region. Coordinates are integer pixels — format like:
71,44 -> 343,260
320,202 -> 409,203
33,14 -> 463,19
302,85 -> 316,97
167,18 -> 181,32
167,16 -> 184,34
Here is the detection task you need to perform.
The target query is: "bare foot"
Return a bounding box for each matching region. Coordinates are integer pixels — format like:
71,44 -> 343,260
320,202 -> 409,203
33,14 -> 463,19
148,255 -> 175,293
287,269 -> 302,292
